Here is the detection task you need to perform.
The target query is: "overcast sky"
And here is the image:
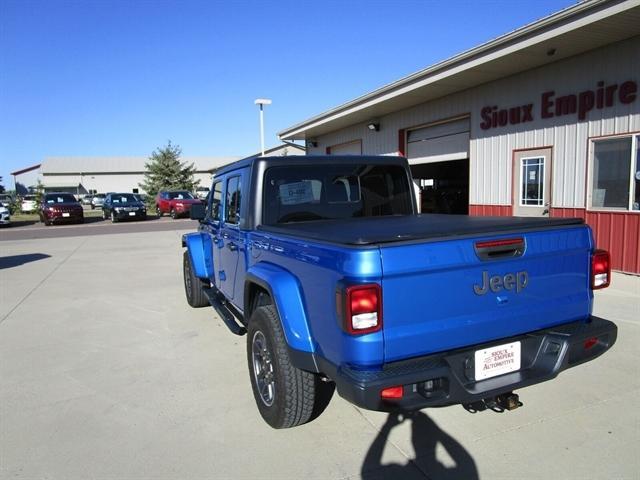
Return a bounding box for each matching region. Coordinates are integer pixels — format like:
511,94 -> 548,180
0,0 -> 576,188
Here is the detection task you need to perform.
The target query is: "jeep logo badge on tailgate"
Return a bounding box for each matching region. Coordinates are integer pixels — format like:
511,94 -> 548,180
473,271 -> 529,295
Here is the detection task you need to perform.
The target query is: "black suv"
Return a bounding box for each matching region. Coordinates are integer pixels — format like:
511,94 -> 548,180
102,193 -> 147,222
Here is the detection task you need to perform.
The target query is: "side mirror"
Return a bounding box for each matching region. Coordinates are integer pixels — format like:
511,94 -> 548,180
190,203 -> 206,221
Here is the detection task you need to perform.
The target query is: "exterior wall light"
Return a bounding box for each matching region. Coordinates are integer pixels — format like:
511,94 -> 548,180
367,122 -> 380,132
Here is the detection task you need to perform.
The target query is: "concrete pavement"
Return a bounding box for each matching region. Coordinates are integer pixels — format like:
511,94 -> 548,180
0,215 -> 199,241
1,230 -> 638,479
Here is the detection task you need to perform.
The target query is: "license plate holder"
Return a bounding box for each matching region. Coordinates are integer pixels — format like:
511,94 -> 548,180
475,341 -> 521,381
129,212 -> 136,216
62,212 -> 70,217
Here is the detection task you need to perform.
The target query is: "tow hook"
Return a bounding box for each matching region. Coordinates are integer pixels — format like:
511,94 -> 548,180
463,392 -> 522,413
495,392 -> 522,411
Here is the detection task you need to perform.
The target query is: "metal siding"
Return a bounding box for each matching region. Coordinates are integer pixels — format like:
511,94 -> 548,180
41,156 -> 239,174
312,36 -> 639,211
14,169 -> 41,191
469,205 -> 511,216
311,37 -> 640,273
549,208 -> 640,274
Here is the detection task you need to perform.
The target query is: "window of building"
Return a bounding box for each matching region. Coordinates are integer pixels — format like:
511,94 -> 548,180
132,188 -> 139,194
520,157 -> 545,206
225,176 -> 241,224
590,135 -> 639,211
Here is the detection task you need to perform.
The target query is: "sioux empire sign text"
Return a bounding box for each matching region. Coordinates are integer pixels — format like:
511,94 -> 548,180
480,80 -> 637,130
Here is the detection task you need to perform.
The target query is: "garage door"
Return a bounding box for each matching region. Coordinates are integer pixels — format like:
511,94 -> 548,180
407,117 -> 469,164
328,140 -> 362,155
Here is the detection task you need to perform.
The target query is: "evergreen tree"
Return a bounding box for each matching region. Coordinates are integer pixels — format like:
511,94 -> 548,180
0,176 -> 5,194
34,180 -> 44,212
139,141 -> 198,200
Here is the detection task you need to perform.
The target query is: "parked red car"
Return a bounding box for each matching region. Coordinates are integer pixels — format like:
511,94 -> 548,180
40,193 -> 84,225
155,190 -> 202,219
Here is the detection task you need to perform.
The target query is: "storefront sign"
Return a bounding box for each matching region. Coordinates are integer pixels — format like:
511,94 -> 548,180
480,80 -> 637,130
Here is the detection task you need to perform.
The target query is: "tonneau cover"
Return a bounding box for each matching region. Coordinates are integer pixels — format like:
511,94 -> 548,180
258,214 -> 584,245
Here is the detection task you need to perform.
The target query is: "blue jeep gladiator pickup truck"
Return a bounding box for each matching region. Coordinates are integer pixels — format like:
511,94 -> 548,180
182,155 -> 617,429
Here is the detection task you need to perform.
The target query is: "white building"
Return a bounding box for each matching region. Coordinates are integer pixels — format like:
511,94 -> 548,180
25,156 -> 240,196
10,164 -> 41,194
11,144 -> 305,196
279,0 -> 640,274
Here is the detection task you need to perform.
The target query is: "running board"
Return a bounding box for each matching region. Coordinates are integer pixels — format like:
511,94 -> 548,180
203,287 -> 247,336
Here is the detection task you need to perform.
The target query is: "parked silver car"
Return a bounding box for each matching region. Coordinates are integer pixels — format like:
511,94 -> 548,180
91,193 -> 106,209
0,194 -> 12,208
0,205 -> 10,226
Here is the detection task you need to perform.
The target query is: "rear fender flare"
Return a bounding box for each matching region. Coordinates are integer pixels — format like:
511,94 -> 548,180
245,263 -> 314,353
182,232 -> 213,280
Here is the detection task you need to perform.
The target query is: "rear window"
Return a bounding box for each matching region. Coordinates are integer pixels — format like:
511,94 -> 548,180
263,164 -> 413,224
169,191 -> 194,200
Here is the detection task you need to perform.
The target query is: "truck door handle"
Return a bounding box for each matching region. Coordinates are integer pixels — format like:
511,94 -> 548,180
227,242 -> 238,251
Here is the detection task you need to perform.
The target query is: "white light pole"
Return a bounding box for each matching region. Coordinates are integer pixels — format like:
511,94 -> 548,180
254,98 -> 272,156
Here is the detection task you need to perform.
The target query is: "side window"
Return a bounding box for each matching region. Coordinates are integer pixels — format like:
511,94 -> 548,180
225,176 -> 241,225
208,181 -> 223,221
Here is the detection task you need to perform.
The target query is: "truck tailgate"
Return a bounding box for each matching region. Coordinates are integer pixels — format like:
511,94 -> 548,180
380,225 -> 593,362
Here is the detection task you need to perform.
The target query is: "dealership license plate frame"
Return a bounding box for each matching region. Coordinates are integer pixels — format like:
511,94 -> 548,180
474,341 -> 521,381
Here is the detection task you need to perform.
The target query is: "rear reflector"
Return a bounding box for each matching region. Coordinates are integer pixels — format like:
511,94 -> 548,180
345,284 -> 382,334
591,250 -> 611,290
381,386 -> 404,399
584,337 -> 598,350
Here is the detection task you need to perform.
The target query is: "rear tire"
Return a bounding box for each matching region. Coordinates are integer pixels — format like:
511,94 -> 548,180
183,251 -> 209,308
247,304 -> 334,429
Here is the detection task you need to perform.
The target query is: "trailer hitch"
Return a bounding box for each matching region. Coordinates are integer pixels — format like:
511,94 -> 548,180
463,392 -> 522,413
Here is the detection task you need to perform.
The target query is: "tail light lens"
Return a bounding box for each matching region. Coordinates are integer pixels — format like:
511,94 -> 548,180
591,249 -> 610,290
345,284 -> 382,334
380,385 -> 403,399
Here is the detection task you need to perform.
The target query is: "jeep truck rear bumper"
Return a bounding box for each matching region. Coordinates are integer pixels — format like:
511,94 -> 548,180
327,316 -> 617,412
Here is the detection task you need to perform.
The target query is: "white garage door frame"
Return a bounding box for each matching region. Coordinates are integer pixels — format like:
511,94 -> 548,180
405,115 -> 470,165
327,139 -> 362,155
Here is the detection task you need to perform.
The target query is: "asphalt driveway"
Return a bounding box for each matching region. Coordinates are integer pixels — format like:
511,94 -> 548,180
1,230 -> 638,479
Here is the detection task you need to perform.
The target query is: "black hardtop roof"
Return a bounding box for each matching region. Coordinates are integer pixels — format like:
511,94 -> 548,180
214,155 -> 409,177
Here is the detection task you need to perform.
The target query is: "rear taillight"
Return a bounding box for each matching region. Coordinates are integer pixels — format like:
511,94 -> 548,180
380,386 -> 403,399
345,284 -> 382,334
591,249 -> 610,290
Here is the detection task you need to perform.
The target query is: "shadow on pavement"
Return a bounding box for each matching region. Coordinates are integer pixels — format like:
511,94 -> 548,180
361,411 -> 478,480
6,220 -> 40,228
83,216 -> 105,224
0,253 -> 51,269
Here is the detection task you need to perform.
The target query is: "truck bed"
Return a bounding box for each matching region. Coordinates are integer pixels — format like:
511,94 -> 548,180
258,214 -> 584,246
